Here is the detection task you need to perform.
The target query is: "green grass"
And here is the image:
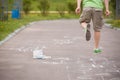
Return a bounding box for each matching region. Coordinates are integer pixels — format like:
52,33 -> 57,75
107,20 -> 120,28
8,0 -> 74,11
31,0 -> 75,11
0,13 -> 79,41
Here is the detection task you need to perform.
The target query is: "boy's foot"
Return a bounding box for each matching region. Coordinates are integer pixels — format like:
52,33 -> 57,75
94,48 -> 102,54
86,24 -> 91,41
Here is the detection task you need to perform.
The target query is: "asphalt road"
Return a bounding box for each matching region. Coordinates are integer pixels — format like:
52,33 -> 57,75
0,19 -> 120,80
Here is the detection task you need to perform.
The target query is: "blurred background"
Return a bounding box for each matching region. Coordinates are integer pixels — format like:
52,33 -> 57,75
0,0 -> 119,41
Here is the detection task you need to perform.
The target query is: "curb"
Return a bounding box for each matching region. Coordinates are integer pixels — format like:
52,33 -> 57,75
0,22 -> 36,46
105,23 -> 120,31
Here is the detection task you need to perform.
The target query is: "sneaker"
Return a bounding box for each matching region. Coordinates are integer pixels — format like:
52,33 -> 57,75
86,24 -> 91,41
94,48 -> 102,54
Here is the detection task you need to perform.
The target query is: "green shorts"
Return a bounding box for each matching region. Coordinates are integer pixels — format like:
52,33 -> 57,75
79,7 -> 104,32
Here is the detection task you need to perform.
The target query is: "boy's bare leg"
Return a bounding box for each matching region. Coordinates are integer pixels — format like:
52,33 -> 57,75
94,31 -> 101,49
81,22 -> 87,29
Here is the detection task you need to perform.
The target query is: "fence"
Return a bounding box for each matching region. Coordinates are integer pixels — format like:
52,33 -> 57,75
0,0 -> 8,21
116,0 -> 120,19
0,0 -> 23,20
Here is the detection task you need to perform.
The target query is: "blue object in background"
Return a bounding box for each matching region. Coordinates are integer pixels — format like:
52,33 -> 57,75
12,9 -> 20,19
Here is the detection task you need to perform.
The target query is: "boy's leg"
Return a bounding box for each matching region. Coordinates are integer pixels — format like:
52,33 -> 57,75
81,22 -> 91,41
94,31 -> 102,53
93,9 -> 103,53
79,8 -> 92,41
94,31 -> 101,49
81,22 -> 87,29
79,8 -> 92,28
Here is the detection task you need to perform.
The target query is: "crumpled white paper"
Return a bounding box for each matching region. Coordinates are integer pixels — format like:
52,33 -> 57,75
33,49 -> 51,59
33,50 -> 44,59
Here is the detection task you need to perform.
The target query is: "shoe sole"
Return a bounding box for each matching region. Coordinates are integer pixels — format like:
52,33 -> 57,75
86,24 -> 91,41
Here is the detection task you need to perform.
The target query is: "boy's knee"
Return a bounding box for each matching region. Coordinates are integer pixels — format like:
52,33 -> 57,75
94,28 -> 101,32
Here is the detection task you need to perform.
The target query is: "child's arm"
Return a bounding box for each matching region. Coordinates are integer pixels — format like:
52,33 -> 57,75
104,0 -> 110,16
75,0 -> 82,14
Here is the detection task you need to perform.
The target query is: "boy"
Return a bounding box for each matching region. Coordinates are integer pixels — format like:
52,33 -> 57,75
75,0 -> 110,53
